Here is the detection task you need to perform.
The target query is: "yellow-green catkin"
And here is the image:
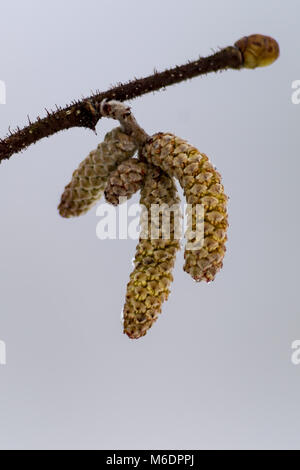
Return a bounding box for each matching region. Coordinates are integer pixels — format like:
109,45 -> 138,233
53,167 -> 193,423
142,133 -> 228,282
104,158 -> 147,206
58,127 -> 137,217
123,166 -> 181,339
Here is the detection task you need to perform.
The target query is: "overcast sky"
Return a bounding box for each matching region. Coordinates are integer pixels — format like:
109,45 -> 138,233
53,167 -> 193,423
0,0 -> 299,450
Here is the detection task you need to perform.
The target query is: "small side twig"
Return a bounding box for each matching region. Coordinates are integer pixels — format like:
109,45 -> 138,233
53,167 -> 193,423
100,99 -> 149,148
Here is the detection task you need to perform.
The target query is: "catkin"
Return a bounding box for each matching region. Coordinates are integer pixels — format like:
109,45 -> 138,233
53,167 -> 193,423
123,166 -> 181,339
104,158 -> 147,206
142,133 -> 228,282
58,127 -> 137,217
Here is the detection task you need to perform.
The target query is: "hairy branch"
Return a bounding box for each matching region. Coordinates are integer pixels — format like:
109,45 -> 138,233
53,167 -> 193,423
0,34 -> 279,164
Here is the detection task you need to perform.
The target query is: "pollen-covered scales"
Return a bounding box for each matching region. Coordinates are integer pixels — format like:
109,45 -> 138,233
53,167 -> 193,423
142,133 -> 228,282
123,166 -> 181,339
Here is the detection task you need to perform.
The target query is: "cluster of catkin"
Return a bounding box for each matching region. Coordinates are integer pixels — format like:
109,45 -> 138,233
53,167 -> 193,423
59,103 -> 228,339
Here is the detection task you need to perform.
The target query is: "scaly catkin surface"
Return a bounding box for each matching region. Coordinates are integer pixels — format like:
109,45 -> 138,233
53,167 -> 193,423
58,127 -> 137,217
104,158 -> 147,206
142,133 -> 228,282
123,166 -> 181,339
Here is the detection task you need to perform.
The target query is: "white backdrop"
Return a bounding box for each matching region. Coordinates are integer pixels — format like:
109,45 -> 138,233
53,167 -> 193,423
0,0 -> 299,450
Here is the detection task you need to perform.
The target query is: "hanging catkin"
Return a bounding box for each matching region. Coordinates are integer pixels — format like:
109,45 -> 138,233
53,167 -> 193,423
123,166 -> 181,339
142,133 -> 228,282
58,127 -> 137,217
104,158 -> 147,206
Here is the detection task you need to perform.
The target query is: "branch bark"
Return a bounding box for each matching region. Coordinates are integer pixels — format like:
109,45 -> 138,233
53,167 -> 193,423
0,34 -> 279,164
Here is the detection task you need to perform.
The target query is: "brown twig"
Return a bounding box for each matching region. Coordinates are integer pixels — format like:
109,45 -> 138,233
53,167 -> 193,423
0,34 -> 279,164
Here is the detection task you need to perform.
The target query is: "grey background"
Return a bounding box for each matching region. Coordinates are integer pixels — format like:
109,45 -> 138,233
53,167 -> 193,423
0,0 -> 299,450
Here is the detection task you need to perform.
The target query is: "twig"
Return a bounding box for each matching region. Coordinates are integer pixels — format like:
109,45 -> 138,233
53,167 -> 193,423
0,34 -> 279,164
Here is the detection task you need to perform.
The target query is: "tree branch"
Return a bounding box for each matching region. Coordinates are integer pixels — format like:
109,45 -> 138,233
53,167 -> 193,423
0,34 -> 279,164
